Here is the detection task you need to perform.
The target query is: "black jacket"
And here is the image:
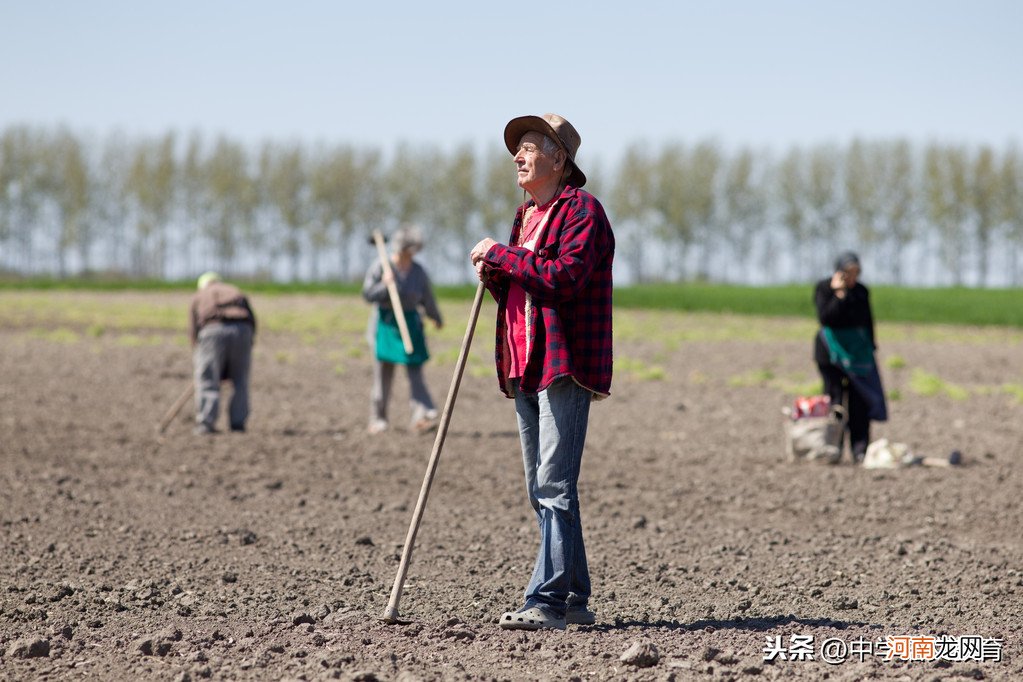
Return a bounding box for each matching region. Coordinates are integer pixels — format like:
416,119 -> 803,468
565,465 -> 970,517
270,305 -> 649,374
813,278 -> 876,365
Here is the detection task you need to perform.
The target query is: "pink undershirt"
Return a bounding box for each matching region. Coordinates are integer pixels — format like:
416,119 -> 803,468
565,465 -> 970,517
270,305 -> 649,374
506,200 -> 553,379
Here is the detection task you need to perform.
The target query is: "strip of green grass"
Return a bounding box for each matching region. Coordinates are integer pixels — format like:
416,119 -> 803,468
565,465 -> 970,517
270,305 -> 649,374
0,276 -> 474,300
0,276 -> 364,296
612,283 -> 1023,328
613,283 -> 814,316
2,278 -> 1021,327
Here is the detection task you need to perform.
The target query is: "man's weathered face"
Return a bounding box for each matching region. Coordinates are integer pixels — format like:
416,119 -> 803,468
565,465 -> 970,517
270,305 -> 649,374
514,132 -> 561,193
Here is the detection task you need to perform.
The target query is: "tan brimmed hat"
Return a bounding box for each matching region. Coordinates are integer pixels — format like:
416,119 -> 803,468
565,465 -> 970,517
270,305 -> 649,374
503,113 -> 587,188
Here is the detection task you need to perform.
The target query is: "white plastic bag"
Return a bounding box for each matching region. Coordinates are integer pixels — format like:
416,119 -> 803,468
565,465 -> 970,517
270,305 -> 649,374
862,438 -> 914,469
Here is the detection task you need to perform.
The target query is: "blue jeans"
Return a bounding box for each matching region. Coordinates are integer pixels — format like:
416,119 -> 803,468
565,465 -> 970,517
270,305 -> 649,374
513,377 -> 592,618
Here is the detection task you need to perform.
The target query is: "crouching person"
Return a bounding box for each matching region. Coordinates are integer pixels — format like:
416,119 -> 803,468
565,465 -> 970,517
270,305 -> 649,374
189,272 -> 256,435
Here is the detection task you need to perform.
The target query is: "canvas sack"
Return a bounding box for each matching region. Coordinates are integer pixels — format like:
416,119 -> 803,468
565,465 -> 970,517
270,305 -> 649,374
784,395 -> 846,464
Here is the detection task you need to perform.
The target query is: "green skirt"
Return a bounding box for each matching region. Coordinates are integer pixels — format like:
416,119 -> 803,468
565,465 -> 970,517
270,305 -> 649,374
375,308 -> 429,365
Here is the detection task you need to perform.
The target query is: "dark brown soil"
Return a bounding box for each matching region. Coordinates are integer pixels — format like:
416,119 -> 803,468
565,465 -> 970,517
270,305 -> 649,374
1,292 -> 1020,681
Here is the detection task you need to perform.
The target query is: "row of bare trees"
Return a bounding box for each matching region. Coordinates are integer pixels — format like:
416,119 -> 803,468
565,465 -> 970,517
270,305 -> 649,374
610,139 -> 1023,286
1,126 -> 1020,286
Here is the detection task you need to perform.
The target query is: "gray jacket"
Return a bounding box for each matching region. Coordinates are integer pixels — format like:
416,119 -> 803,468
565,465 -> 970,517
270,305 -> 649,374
362,260 -> 442,342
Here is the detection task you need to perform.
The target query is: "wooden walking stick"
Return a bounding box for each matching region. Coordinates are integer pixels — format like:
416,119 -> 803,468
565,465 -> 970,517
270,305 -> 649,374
372,229 -> 415,355
382,280 -> 487,624
157,382 -> 194,434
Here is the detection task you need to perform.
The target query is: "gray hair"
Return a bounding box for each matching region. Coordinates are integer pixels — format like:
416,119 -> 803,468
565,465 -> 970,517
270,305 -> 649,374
539,135 -> 561,156
539,135 -> 572,184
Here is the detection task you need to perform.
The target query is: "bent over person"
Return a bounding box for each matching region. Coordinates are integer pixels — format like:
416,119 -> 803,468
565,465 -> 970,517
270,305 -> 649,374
189,272 -> 256,435
470,113 -> 614,630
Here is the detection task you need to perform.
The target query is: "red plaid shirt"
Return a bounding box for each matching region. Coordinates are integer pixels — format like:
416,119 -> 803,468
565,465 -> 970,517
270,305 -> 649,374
482,184 -> 614,398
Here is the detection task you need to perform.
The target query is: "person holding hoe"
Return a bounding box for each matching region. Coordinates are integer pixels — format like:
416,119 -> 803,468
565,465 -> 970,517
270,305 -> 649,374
189,272 -> 256,435
362,225 -> 443,435
470,113 -> 614,630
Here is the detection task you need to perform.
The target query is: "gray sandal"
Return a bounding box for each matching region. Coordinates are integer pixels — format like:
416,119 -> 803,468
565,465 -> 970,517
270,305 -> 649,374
566,605 -> 596,626
499,606 -> 566,631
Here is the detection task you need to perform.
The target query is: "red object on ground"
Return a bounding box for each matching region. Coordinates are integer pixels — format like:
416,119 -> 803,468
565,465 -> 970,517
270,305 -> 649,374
791,395 -> 831,420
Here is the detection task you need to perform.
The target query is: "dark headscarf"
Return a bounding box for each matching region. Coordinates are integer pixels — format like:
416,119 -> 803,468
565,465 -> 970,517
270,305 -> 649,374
834,251 -> 860,272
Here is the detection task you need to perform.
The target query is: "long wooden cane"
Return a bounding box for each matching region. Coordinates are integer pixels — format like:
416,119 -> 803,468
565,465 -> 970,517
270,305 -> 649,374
157,382 -> 195,434
382,280 -> 487,624
372,230 -> 415,355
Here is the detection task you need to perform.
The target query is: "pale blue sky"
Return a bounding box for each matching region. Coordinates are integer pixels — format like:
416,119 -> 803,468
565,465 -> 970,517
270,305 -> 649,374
2,1 -> 1020,164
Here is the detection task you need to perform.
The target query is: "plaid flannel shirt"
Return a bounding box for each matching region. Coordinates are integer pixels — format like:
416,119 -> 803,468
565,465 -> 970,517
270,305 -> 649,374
482,184 -> 614,398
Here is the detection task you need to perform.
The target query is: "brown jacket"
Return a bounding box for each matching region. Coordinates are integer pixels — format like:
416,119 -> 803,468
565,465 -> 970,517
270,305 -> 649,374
188,282 -> 256,345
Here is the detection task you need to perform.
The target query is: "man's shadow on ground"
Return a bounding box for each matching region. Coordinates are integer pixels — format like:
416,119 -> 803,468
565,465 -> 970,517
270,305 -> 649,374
589,614 -> 875,633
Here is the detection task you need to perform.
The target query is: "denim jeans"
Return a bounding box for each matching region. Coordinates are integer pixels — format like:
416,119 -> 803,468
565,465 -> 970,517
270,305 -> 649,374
513,376 -> 592,618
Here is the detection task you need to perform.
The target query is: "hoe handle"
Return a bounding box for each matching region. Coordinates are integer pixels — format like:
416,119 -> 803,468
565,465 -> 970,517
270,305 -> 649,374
382,281 -> 486,623
157,382 -> 195,434
373,230 -> 415,355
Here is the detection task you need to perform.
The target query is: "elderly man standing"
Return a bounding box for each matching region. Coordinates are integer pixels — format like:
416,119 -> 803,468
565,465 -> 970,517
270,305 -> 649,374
189,272 -> 256,435
470,113 -> 614,630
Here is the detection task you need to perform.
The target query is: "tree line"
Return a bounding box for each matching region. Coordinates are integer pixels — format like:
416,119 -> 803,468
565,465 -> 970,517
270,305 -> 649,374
1,125 -> 1020,286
